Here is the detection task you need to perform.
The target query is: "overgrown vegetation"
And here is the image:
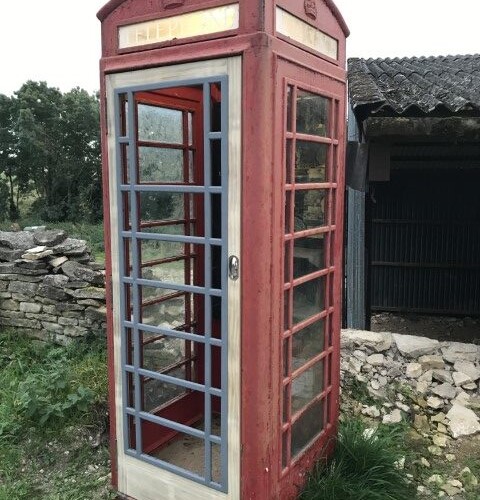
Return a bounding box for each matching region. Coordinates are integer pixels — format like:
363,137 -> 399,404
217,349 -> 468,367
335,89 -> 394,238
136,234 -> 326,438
0,330 -> 113,499
301,418 -> 416,500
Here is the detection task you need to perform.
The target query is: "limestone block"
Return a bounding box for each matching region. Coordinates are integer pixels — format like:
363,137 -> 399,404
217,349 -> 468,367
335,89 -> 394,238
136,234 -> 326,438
0,231 -> 34,250
58,317 -> 79,326
393,334 -> 439,358
71,287 -> 106,301
418,355 -> 445,371
341,329 -> 392,352
43,275 -> 69,288
85,307 -> 107,321
453,361 -> 480,382
442,342 -> 479,363
61,261 -> 102,284
25,313 -> 58,323
431,383 -> 457,400
37,285 -> 69,302
20,302 -> 42,314
446,404 -> 480,438
1,299 -> 19,311
8,281 -> 38,298
406,363 -> 423,378
33,230 -> 67,247
21,249 -> 54,261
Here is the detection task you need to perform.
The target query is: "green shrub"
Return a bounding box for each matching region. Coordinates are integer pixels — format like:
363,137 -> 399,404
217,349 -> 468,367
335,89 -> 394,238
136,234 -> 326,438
0,332 -> 107,439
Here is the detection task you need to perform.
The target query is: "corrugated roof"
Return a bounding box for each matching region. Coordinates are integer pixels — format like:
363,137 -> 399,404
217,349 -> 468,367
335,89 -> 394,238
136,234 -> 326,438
348,54 -> 480,120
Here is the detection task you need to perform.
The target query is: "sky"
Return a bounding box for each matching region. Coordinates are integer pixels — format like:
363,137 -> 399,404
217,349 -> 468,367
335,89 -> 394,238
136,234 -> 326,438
0,0 -> 479,96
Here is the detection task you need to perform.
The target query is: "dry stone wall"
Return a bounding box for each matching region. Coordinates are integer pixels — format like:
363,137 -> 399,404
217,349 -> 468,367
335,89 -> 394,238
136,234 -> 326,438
0,229 -> 106,344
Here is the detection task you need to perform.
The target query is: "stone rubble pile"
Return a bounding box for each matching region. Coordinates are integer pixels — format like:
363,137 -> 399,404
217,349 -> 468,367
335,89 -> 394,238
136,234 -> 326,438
0,229 -> 106,344
341,329 -> 480,498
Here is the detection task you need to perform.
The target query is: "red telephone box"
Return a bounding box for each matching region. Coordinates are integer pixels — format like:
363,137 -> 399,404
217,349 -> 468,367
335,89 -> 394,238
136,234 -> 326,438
98,1 -> 348,498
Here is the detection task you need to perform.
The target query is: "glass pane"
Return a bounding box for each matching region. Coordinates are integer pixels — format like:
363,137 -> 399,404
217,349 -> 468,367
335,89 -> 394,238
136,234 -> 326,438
141,291 -> 189,328
119,94 -> 128,136
139,223 -> 193,236
292,319 -> 325,371
210,83 -> 222,132
284,290 -> 290,331
211,140 -> 222,186
294,190 -> 327,230
151,424 -> 206,478
211,344 -> 222,389
285,242 -> 292,283
122,193 -> 131,231
144,258 -> 194,285
291,399 -> 324,458
283,385 -> 289,423
291,360 -> 324,413
211,194 -> 222,238
121,143 -> 130,184
293,234 -> 325,279
296,91 -> 329,137
204,395 -> 222,438
188,112 -> 193,145
142,331 -> 196,375
286,139 -> 293,184
286,86 -> 293,132
141,240 -> 187,261
139,192 -> 203,226
138,147 -> 186,183
138,104 -> 183,144
282,432 -> 289,468
212,443 -> 222,484
127,415 -> 136,450
285,192 -> 293,234
295,141 -> 327,183
293,276 -> 325,324
283,338 -> 290,377
142,373 -> 187,411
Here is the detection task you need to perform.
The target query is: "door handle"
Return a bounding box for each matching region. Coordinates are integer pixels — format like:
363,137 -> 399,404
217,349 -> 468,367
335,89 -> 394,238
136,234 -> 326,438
229,255 -> 239,281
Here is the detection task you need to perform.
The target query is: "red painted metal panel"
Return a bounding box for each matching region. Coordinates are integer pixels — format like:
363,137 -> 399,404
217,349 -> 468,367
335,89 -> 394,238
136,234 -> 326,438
99,0 -> 347,497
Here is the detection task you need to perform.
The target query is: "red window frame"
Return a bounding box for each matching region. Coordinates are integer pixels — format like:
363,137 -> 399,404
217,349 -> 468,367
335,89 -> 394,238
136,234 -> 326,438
281,81 -> 341,471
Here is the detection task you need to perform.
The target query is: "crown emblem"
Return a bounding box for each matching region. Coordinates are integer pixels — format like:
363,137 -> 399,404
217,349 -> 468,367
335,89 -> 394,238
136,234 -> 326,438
304,0 -> 317,20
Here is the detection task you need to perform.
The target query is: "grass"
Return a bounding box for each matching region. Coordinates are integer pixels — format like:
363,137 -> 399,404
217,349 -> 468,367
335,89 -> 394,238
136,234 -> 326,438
0,330 -> 114,499
300,419 -> 417,500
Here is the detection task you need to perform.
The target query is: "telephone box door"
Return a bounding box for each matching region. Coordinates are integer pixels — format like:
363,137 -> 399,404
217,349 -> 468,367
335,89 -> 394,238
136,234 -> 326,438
105,57 -> 241,500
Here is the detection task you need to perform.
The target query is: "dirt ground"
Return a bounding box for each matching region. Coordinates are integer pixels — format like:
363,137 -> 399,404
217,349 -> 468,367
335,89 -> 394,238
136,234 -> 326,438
371,312 -> 480,343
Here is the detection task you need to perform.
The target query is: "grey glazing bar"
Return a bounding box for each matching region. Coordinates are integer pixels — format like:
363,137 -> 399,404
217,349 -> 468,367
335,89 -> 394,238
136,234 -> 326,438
124,365 -> 223,398
115,76 -> 229,95
203,82 -> 213,483
123,320 -> 223,346
115,93 -> 131,455
119,184 -> 222,195
220,76 -> 229,488
125,408 -> 221,444
127,90 -> 143,455
119,137 -> 129,143
121,231 -> 222,246
208,132 -> 222,140
119,184 -> 218,194
121,276 -> 222,296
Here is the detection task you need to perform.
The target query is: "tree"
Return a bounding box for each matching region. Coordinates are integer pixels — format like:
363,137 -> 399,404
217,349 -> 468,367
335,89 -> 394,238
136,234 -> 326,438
12,81 -> 102,222
0,93 -> 20,219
